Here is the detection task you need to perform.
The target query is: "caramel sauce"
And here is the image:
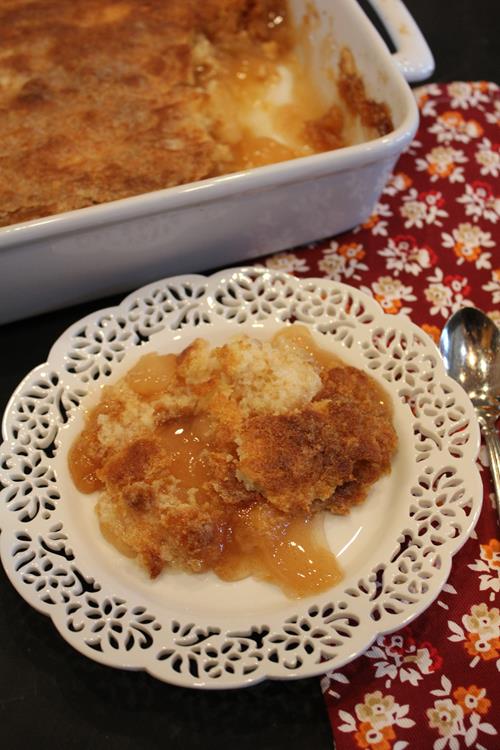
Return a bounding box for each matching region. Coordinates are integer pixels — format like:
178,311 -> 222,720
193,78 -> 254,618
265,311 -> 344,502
272,326 -> 344,370
125,352 -> 177,398
68,326 -> 345,596
207,35 -> 341,171
215,504 -> 342,598
68,398 -> 119,493
156,418 -> 212,502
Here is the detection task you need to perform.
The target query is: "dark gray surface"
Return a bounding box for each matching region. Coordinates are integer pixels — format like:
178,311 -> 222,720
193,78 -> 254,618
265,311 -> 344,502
1,2 -> 498,748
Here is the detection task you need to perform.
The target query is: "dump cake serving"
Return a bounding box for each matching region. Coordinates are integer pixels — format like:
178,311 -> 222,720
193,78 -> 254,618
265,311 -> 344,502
69,326 -> 398,597
0,0 -> 392,227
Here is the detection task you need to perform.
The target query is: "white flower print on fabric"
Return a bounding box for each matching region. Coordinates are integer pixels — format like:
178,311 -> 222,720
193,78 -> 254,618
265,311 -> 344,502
378,235 -> 437,277
428,675 -> 497,750
447,81 -> 491,110
363,628 -> 443,688
436,583 -> 459,611
263,252 -> 310,274
448,603 -> 500,670
457,181 -> 500,224
416,146 -> 467,183
360,277 -> 416,316
415,83 -> 442,118
320,670 -> 350,700
441,222 -> 494,270
427,698 -> 464,750
475,138 -> 499,178
400,189 -> 448,228
357,202 -> 392,236
482,268 -> 500,305
424,268 -> 473,319
337,690 -> 414,750
429,110 -> 484,144
485,97 -> 500,126
318,240 -> 368,281
355,692 -> 398,730
404,138 -> 423,157
469,538 -> 500,602
382,171 -> 413,197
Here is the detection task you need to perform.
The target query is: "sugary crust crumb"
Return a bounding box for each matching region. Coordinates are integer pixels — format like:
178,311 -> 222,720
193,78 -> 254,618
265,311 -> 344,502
70,330 -> 397,577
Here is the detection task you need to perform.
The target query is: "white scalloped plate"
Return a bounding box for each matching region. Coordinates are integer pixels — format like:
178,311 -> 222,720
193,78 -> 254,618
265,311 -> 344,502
0,267 -> 482,689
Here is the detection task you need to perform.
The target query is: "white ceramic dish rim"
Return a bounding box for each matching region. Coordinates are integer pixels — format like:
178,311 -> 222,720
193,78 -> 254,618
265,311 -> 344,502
0,0 -> 420,248
0,268 -> 482,689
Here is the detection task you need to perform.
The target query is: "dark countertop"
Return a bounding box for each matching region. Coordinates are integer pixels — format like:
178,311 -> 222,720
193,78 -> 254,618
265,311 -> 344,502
1,3 -> 498,748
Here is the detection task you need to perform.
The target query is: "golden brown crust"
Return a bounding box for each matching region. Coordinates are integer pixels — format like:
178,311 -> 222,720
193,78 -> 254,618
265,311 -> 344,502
0,2 -> 392,228
0,0 -> 281,226
70,332 -> 398,579
97,437 -> 230,575
304,104 -> 345,152
237,367 -> 397,514
338,48 -> 393,137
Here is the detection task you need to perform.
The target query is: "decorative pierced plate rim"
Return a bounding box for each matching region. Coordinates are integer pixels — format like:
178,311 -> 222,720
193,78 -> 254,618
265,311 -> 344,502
0,267 -> 482,689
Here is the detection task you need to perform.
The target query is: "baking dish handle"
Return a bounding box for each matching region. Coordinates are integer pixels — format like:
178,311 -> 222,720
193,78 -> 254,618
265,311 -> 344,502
366,0 -> 435,83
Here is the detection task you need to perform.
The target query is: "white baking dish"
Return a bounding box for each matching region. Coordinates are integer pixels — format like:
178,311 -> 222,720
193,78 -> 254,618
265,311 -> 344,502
0,0 -> 433,324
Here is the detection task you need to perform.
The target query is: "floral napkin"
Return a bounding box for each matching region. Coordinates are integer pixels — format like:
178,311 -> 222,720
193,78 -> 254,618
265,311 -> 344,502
260,81 -> 499,750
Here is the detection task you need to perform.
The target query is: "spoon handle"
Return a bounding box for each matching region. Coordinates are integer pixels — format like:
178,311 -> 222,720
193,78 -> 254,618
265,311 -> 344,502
481,418 -> 500,523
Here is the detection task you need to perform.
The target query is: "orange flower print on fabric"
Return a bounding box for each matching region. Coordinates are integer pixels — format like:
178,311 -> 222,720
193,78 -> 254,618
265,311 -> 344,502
448,603 -> 500,666
338,242 -> 366,261
421,323 -> 441,344
430,160 -> 453,179
394,172 -> 412,189
364,277 -> 416,316
453,685 -> 491,715
482,538 -> 500,570
447,81 -> 491,108
383,171 -> 414,197
442,222 -> 494,269
464,632 -> 500,661
374,295 -> 402,315
318,241 -> 369,282
354,723 -> 395,750
426,676 -> 498,746
416,146 -> 467,183
336,692 -> 414,744
453,242 -> 482,263
358,203 -> 391,236
362,214 -> 380,230
469,537 -> 500,601
430,110 -> 484,144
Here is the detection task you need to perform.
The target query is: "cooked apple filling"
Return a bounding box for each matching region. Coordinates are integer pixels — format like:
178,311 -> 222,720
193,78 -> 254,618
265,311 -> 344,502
69,326 -> 397,597
0,0 -> 392,227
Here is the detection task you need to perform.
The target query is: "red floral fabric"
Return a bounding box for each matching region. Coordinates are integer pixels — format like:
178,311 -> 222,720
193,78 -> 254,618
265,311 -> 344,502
260,82 -> 500,750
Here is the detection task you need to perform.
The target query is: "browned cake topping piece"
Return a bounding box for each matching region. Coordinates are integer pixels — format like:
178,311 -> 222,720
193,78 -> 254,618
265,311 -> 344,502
69,326 -> 398,596
0,0 -> 392,228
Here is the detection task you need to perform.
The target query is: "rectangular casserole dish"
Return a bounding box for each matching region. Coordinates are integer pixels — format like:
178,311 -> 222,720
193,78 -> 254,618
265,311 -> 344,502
0,0 -> 433,323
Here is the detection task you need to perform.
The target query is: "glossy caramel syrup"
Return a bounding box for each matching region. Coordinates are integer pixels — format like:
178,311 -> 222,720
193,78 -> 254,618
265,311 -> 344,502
69,327 -> 344,597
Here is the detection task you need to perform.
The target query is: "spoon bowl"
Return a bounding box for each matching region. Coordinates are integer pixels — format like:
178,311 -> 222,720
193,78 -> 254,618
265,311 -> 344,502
439,307 -> 500,520
439,307 -> 500,411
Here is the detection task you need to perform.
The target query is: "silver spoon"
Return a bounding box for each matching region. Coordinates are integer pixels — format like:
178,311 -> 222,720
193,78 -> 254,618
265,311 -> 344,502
439,307 -> 500,520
